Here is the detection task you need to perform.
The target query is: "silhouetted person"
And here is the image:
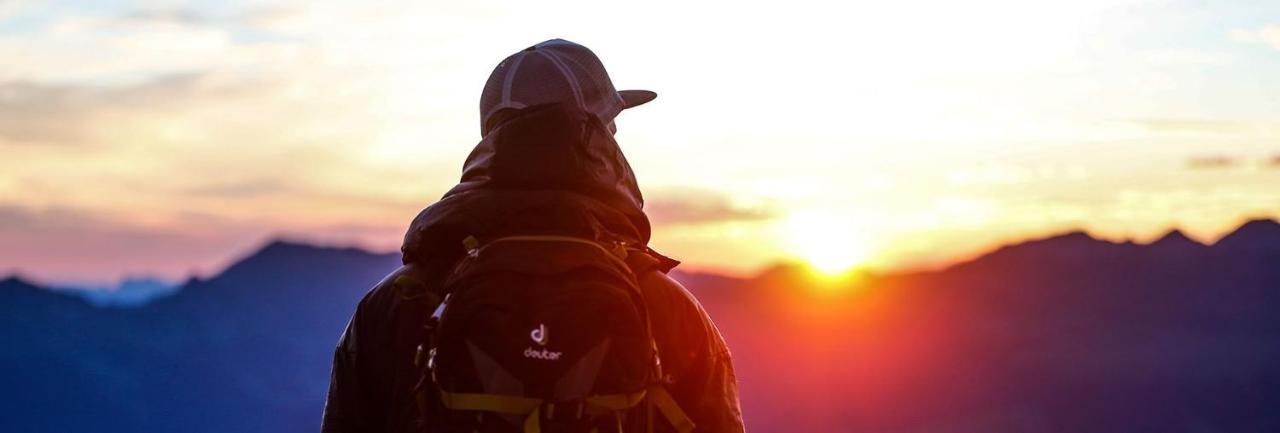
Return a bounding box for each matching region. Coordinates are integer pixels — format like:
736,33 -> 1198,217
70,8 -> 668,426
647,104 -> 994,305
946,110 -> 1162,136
321,39 -> 744,433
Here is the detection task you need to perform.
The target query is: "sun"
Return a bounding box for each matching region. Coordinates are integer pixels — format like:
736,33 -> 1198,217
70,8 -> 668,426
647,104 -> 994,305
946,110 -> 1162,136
779,211 -> 870,276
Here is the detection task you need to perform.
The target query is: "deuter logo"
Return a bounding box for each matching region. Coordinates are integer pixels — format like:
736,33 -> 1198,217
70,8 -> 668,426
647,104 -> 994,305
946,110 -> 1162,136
530,324 -> 548,346
524,347 -> 562,361
525,323 -> 561,360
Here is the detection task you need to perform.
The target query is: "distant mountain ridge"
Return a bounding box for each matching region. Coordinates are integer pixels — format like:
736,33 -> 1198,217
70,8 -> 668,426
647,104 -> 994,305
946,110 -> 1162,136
0,241 -> 402,433
3,219 -> 1280,432
37,277 -> 180,307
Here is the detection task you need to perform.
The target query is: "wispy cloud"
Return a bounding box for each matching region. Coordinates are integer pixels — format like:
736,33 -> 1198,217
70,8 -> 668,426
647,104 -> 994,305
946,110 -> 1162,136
1186,155 -> 1239,170
646,188 -> 776,226
0,0 -> 30,22
1140,49 -> 1227,66
0,202 -> 405,282
0,12 -> 238,84
119,8 -> 218,26
0,73 -> 225,146
1231,26 -> 1280,50
184,178 -> 292,198
0,81 -> 97,145
0,204 -> 258,281
1121,118 -> 1263,135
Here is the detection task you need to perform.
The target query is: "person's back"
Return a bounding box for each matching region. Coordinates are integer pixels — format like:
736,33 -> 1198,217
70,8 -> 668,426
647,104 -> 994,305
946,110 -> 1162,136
320,39 -> 744,433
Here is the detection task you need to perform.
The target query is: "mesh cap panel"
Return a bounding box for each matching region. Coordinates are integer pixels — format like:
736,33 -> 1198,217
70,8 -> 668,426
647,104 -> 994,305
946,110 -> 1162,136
479,39 -> 647,136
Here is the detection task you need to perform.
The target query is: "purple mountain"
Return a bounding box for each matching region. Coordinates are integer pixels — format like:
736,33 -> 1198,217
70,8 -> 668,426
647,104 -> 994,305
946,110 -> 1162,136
3,220 -> 1280,433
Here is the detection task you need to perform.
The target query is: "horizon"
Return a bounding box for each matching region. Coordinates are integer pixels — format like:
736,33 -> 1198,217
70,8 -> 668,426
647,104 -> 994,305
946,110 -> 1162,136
10,215 -> 1277,289
3,1 -> 1280,283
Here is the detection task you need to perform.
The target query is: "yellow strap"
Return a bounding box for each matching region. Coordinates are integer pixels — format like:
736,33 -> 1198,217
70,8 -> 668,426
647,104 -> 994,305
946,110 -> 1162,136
440,389 -> 668,433
439,391 -> 541,414
439,390 -> 648,414
586,390 -> 648,411
648,386 -> 695,433
524,407 -> 541,433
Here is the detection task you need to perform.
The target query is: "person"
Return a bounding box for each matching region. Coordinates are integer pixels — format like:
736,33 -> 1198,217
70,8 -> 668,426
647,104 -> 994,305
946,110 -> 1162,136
320,39 -> 744,433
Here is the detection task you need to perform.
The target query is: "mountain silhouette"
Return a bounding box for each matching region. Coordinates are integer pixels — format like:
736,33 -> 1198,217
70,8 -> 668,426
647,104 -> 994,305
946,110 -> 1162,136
47,276 -> 179,307
3,221 -> 1280,432
1214,218 -> 1280,253
0,241 -> 400,433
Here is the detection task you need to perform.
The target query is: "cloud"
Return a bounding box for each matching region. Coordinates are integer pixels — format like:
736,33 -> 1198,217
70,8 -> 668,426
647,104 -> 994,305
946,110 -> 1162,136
1182,154 -> 1280,170
1121,118 -> 1260,135
0,12 -> 238,85
119,9 -> 218,26
1140,49 -> 1227,65
0,63 -> 440,281
0,202 -> 410,283
0,203 -> 72,227
0,81 -> 96,144
1186,155 -> 1239,170
0,54 -> 447,275
0,204 -> 261,281
0,73 -> 222,145
1230,26 -> 1280,50
1231,26 -> 1280,48
645,188 -> 775,226
184,178 -> 291,198
4,1 -> 1278,282
945,164 -> 1034,186
0,0 -> 32,22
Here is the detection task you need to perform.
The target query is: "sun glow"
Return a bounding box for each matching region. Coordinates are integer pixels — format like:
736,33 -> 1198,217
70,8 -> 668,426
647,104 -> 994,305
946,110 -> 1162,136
780,211 -> 871,276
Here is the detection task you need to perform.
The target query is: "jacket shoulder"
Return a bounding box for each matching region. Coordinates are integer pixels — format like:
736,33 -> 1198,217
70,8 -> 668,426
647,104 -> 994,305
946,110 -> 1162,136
342,264 -> 441,350
360,263 -> 444,311
637,269 -> 732,362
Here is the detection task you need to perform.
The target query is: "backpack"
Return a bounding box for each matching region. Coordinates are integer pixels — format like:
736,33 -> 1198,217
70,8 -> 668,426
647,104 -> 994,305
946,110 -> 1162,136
414,235 -> 693,433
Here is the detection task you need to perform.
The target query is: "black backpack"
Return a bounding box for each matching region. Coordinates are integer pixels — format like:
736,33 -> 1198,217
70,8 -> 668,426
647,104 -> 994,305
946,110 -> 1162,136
415,235 -> 693,433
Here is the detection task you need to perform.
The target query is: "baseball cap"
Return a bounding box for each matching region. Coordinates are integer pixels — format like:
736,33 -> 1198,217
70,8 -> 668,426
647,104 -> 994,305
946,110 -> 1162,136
480,39 -> 656,135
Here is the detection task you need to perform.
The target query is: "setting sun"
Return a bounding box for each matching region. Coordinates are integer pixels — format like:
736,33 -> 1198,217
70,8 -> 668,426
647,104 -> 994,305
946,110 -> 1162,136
781,211 -> 871,276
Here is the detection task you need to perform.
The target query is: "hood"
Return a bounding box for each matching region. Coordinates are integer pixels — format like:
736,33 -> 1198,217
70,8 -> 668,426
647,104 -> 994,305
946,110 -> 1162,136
401,103 -> 651,266
448,103 -> 645,212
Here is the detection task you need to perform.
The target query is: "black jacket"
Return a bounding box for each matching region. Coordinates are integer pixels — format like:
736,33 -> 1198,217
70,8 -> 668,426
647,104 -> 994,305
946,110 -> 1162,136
320,104 -> 745,433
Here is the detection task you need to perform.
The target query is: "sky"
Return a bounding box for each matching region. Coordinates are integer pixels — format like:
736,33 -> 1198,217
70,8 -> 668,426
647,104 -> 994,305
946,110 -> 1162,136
2,0 -> 1279,284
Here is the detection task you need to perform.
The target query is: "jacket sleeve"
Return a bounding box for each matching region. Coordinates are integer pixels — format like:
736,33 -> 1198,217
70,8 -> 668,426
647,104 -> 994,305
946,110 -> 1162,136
320,289 -> 381,433
638,270 -> 746,433
321,264 -> 441,433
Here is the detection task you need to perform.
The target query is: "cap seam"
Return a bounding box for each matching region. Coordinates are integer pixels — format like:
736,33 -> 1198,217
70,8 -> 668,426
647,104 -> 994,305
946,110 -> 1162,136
500,53 -> 526,108
535,50 -> 586,112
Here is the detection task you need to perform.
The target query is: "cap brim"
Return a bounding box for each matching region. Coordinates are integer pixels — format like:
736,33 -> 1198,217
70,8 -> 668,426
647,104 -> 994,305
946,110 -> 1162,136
619,90 -> 657,109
